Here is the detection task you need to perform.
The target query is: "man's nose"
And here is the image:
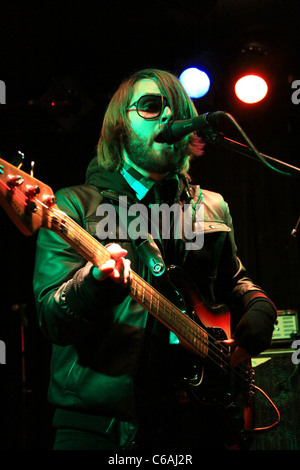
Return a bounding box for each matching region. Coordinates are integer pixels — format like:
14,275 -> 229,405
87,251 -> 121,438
160,105 -> 173,123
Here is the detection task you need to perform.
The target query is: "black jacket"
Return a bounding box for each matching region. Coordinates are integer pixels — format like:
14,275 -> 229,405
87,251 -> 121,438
33,158 -> 277,447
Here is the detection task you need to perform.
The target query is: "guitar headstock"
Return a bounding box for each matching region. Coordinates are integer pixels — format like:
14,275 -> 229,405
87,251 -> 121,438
0,157 -> 57,236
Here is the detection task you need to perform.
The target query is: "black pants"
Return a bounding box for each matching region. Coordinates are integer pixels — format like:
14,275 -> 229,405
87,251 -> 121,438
53,402 -> 244,451
53,428 -> 121,450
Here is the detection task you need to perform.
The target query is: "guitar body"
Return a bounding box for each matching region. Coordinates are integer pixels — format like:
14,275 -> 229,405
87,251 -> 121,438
154,265 -> 254,444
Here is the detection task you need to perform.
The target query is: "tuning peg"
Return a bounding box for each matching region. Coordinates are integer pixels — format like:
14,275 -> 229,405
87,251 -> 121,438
25,184 -> 40,199
43,195 -> 56,207
30,161 -> 35,177
7,174 -> 24,188
10,150 -> 25,168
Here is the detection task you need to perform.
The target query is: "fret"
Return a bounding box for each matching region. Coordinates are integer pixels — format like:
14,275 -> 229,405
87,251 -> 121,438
91,237 -> 96,259
132,277 -> 137,297
156,296 -> 160,315
149,290 -> 153,309
161,297 -> 165,317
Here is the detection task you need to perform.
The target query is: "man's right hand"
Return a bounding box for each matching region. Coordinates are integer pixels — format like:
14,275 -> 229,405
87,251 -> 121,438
92,243 -> 132,286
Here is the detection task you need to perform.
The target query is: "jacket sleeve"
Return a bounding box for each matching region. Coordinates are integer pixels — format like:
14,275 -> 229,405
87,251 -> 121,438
33,187 -> 128,345
214,200 -> 277,355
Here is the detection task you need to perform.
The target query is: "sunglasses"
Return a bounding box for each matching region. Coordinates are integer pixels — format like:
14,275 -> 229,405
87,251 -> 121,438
127,94 -> 170,120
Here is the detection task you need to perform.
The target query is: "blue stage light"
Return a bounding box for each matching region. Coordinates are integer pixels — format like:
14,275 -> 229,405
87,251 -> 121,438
179,67 -> 210,98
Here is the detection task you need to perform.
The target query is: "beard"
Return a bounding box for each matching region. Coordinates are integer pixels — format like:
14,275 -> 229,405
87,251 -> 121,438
123,134 -> 188,174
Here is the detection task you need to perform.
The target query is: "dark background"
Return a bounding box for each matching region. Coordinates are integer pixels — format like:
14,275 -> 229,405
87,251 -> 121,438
0,0 -> 299,450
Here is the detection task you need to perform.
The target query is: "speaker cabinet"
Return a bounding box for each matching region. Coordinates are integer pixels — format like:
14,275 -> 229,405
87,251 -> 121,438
250,348 -> 300,450
272,310 -> 299,342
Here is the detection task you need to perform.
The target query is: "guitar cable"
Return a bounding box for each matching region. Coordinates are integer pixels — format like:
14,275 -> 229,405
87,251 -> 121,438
249,384 -> 281,433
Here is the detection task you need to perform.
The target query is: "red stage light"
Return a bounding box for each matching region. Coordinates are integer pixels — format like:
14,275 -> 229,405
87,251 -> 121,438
234,75 -> 268,104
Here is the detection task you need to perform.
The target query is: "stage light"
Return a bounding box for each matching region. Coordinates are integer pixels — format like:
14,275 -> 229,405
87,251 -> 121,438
234,74 -> 268,104
179,67 -> 210,99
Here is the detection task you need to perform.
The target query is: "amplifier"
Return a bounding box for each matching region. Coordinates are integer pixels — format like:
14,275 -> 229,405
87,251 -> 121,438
272,309 -> 299,343
251,348 -> 300,450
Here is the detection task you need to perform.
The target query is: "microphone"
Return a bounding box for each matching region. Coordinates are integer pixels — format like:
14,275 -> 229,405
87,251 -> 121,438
155,111 -> 224,144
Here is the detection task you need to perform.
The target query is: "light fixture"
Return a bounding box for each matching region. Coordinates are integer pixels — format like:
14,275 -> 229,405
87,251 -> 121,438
179,67 -> 211,99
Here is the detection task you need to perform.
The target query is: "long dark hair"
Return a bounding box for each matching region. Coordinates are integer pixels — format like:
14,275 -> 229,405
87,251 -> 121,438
97,68 -> 204,174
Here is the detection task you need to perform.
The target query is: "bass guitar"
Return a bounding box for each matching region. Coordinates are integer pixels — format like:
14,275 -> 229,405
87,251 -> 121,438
0,157 -> 257,446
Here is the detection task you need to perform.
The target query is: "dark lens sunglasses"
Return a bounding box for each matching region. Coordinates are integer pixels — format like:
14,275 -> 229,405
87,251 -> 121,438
127,94 -> 169,120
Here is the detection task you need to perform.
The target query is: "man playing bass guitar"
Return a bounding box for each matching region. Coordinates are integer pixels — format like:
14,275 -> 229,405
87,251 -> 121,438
33,68 -> 277,450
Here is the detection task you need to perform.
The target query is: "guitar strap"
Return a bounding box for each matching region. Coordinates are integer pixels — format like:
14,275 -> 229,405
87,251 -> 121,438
99,189 -> 166,277
133,235 -> 166,277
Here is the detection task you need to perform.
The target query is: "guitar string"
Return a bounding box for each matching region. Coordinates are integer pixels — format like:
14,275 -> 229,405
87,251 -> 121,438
2,185 -> 251,390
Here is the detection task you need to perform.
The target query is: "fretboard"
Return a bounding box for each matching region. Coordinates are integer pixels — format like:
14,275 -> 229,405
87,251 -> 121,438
130,272 -> 209,357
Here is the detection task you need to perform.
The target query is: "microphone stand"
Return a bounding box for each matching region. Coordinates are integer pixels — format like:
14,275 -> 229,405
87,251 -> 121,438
200,128 -> 300,178
198,120 -> 300,236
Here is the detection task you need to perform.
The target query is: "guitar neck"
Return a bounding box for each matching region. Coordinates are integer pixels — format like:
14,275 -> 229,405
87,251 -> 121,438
46,207 -> 209,358
47,206 -> 111,266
